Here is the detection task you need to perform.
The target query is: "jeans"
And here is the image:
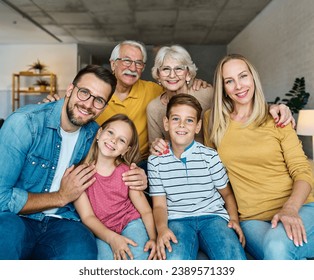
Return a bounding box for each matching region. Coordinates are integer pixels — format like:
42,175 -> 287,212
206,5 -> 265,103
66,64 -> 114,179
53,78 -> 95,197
241,202 -> 314,260
97,218 -> 150,260
166,215 -> 246,260
0,212 -> 97,260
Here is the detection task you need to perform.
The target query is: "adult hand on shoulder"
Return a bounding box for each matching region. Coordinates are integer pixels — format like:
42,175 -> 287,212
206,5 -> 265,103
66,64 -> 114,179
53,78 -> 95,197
58,163 -> 96,206
41,93 -> 61,104
191,78 -> 212,91
122,163 -> 147,190
271,206 -> 306,247
150,138 -> 169,156
269,103 -> 296,128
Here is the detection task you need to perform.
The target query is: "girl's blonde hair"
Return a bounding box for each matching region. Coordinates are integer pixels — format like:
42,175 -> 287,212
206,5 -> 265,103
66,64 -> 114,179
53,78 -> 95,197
83,114 -> 140,166
209,54 -> 269,148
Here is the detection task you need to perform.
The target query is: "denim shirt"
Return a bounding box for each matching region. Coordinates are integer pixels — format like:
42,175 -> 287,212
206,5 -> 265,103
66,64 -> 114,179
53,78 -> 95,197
0,99 -> 99,221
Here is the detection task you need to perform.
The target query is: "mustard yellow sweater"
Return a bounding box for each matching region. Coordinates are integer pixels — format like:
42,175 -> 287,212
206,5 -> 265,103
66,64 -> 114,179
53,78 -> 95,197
203,110 -> 314,221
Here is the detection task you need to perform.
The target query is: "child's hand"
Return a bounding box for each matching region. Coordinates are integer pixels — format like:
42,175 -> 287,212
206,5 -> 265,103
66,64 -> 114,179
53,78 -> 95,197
144,239 -> 157,260
109,234 -> 138,260
156,228 -> 178,260
228,219 -> 246,247
150,138 -> 169,156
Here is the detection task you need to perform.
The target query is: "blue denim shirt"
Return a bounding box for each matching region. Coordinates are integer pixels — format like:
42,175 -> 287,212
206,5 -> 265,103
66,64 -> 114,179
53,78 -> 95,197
0,99 -> 99,221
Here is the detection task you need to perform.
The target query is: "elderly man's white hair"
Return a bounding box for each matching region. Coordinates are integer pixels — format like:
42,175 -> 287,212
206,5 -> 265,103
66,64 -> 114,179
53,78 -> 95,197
109,40 -> 147,63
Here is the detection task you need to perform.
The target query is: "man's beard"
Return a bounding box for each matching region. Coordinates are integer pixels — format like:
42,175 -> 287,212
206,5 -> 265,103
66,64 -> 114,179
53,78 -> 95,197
66,102 -> 95,127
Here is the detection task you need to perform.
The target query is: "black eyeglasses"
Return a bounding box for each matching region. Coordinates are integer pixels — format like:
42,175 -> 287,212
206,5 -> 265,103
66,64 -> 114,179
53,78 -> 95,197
115,58 -> 145,69
158,66 -> 187,77
74,85 -> 108,109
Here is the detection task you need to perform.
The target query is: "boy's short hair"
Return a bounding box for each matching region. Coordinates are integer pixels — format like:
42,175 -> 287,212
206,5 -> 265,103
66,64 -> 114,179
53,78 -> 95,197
166,93 -> 202,121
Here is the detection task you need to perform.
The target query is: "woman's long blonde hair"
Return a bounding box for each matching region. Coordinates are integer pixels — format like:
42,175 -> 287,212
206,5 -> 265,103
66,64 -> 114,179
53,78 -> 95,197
82,114 -> 140,166
209,54 -> 269,148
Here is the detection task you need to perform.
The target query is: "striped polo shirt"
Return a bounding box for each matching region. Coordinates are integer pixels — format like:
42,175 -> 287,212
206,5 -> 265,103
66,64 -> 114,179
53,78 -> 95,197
148,141 -> 229,221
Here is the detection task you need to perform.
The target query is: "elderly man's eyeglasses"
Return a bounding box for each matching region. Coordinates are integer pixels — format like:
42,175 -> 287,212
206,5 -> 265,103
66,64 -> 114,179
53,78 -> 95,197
74,85 -> 108,110
159,66 -> 187,77
115,58 -> 145,69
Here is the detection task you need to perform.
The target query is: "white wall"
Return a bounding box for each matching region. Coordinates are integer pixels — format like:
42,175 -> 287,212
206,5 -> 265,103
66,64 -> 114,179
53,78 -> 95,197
0,44 -> 78,118
228,0 -> 314,158
228,0 -> 314,109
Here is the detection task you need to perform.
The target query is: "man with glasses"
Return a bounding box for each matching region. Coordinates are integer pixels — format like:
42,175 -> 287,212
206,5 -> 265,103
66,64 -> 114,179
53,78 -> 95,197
0,65 -> 120,259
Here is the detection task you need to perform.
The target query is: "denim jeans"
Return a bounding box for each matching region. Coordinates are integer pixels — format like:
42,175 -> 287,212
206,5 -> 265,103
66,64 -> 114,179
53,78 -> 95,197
240,202 -> 314,260
166,215 -> 246,260
97,218 -> 150,260
0,212 -> 97,260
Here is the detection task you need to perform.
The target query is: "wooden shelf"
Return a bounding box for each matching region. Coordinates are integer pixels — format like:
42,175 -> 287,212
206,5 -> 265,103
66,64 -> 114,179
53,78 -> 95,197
17,90 -> 53,94
12,72 -> 57,111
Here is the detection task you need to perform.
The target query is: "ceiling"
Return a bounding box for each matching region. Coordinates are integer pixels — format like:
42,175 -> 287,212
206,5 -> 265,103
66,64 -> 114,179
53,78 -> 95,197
0,0 -> 272,62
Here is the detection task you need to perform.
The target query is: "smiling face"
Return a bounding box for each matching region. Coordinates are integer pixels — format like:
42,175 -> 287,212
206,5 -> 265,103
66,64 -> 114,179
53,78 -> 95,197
96,120 -> 132,160
158,57 -> 190,93
222,58 -> 255,108
164,104 -> 201,151
64,73 -> 112,131
110,44 -> 144,87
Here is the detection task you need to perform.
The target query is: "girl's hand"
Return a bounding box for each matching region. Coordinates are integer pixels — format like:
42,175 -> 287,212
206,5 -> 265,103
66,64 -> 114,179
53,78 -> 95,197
156,227 -> 178,260
109,234 -> 137,260
228,219 -> 246,247
144,239 -> 157,260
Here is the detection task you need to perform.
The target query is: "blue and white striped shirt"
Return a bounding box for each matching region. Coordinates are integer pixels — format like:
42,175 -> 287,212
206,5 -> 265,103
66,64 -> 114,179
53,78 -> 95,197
148,141 -> 229,221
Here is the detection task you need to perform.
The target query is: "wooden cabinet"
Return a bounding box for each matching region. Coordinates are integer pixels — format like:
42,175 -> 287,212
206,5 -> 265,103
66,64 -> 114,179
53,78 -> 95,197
12,72 -> 57,111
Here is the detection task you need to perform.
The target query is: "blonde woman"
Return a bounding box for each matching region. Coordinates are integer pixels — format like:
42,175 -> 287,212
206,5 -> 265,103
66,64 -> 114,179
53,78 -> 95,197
203,54 -> 314,260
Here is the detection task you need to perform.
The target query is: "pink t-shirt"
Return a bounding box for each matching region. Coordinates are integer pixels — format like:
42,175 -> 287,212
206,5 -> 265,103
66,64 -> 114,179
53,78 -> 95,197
86,163 -> 141,234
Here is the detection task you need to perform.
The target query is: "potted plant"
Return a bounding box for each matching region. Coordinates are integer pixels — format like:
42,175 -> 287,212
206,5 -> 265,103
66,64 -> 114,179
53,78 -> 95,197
28,59 -> 47,74
270,77 -> 310,115
35,78 -> 50,91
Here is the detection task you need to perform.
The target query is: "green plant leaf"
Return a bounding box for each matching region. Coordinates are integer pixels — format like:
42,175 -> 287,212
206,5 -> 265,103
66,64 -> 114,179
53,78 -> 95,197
269,77 -> 310,115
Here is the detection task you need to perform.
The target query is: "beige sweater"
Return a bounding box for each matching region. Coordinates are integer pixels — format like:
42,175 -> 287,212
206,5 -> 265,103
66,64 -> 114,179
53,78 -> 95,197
203,111 -> 314,221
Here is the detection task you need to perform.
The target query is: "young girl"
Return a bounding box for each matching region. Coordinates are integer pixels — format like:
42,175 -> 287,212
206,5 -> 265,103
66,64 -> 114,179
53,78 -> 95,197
74,114 -> 157,260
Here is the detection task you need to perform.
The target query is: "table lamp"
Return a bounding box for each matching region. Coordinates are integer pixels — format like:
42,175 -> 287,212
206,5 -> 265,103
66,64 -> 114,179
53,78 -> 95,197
297,110 -> 314,159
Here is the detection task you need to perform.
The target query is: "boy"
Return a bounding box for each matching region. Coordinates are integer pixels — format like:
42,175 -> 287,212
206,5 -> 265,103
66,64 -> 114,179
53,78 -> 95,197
148,93 -> 246,260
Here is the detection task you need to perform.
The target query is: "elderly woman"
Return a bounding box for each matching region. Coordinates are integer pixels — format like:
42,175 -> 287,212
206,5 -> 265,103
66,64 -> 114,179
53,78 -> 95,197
147,46 -> 294,156
147,45 -> 213,155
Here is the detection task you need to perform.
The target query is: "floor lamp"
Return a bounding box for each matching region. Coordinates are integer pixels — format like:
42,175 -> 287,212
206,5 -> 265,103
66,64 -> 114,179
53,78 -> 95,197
297,110 -> 314,160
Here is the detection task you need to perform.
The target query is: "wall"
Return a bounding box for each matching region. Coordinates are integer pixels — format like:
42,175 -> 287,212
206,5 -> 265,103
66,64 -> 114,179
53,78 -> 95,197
0,44 -> 78,118
228,0 -> 314,107
228,0 -> 314,158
